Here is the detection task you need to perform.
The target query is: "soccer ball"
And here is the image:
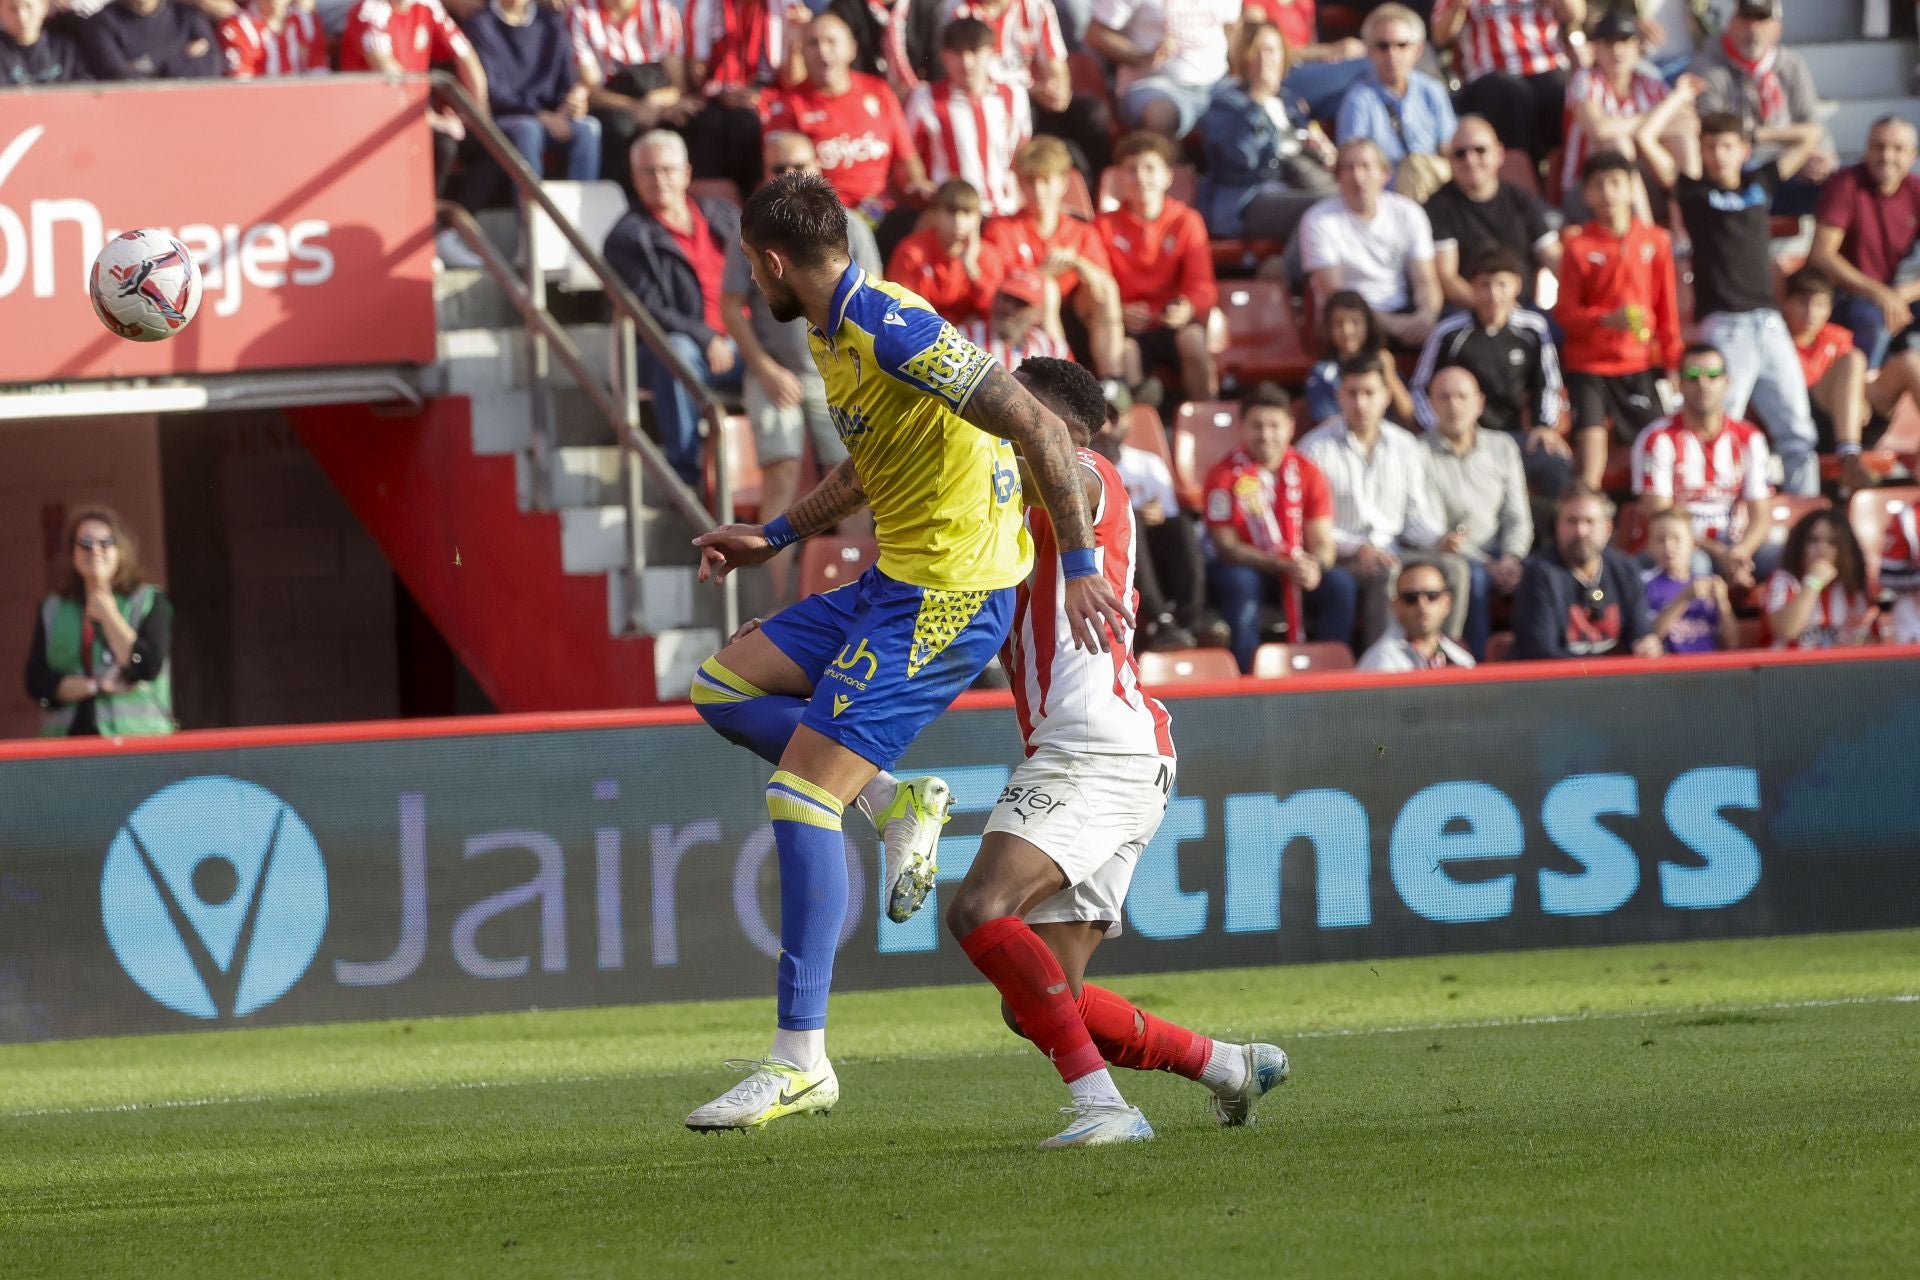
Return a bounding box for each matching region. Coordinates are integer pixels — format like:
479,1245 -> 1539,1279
90,229 -> 203,342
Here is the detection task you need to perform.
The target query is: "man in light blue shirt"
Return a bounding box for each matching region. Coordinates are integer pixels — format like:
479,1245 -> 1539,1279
1335,3 -> 1456,190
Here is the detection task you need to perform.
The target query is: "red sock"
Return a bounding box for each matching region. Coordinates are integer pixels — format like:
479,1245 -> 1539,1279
960,917 -> 1107,1084
1076,983 -> 1210,1080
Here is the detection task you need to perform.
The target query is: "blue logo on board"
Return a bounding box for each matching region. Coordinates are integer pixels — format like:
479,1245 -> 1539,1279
101,776 -> 328,1019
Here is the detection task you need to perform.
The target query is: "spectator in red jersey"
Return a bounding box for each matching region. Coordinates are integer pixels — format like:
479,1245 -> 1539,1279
340,0 -> 487,267
1203,382 -> 1354,671
604,130 -> 744,484
960,270 -> 1074,372
1357,561 -> 1475,671
945,0 -> 1064,86
1096,131 -> 1218,400
1085,0 -> 1240,141
1430,0 -> 1574,165
766,12 -> 927,219
1782,266 -> 1920,494
683,0 -> 800,200
1808,116 -> 1920,372
904,18 -> 1032,219
1,0 -> 90,85
1299,138 -> 1443,350
1557,12 -> 1682,220
1556,150 -> 1683,491
571,0 -> 697,198
217,0 -> 324,77
1642,508 -> 1738,654
887,179 -> 1008,325
1878,502 -> 1920,644
460,0 -> 603,210
1764,510 -> 1875,650
1196,21 -> 1337,243
1629,341 -> 1773,592
82,0 -> 221,81
1513,487 -> 1662,661
986,136 -> 1126,383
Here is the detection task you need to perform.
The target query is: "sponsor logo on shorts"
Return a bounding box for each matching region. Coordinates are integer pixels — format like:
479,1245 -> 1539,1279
997,783 -> 1064,823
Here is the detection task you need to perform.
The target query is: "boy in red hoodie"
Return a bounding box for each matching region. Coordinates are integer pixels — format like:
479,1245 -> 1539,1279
885,179 -> 1008,326
1096,131 -> 1218,400
1556,149 -> 1683,490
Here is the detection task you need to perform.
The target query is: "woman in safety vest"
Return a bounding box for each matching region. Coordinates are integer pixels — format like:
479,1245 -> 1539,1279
23,507 -> 174,738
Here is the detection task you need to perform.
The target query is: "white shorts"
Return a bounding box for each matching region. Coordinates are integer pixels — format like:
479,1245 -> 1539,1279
982,746 -> 1175,937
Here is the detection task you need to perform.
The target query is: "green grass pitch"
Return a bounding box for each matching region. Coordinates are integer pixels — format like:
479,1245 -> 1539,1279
3,930 -> 1918,1278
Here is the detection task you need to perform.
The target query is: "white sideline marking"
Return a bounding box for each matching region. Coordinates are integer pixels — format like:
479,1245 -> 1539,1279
4,993 -> 1916,1121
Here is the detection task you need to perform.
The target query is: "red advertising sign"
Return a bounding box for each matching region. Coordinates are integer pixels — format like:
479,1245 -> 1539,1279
0,76 -> 437,383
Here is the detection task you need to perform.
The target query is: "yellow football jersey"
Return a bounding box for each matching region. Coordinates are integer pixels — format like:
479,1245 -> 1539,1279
807,266 -> 1033,592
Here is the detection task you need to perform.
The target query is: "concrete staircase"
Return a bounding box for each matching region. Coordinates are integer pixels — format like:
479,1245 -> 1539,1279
1787,0 -> 1920,158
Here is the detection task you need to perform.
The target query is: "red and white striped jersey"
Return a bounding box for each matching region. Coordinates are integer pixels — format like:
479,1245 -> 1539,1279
1004,448 -> 1176,759
1763,570 -> 1873,650
339,0 -> 470,73
946,0 -> 1066,86
958,319 -> 1071,372
1883,506 -> 1920,642
1629,416 -> 1772,543
904,79 -> 1032,217
570,0 -> 683,78
686,0 -> 785,88
1433,0 -> 1568,82
219,6 -> 328,78
1559,65 -> 1669,195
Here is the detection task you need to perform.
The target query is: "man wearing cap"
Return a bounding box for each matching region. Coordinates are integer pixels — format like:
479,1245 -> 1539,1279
960,269 -> 1073,373
1686,0 -> 1834,213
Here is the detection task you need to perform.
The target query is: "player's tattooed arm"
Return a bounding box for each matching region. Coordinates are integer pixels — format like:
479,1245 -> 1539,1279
781,457 -> 868,538
693,459 -> 867,583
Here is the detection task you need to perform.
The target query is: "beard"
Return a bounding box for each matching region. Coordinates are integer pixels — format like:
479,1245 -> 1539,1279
763,280 -> 804,324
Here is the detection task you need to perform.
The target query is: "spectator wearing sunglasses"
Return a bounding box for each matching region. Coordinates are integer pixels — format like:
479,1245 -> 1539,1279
1357,561 -> 1475,671
1334,3 -> 1455,200
25,507 -> 174,738
1430,0 -> 1574,165
1423,116 -> 1562,312
1513,487 -> 1661,660
1629,341 -> 1774,593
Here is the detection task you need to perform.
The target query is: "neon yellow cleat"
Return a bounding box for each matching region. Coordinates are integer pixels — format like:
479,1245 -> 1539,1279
685,1058 -> 840,1132
866,775 -> 953,924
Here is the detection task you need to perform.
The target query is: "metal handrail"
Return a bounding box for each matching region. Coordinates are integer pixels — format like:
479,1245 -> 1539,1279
427,71 -> 737,640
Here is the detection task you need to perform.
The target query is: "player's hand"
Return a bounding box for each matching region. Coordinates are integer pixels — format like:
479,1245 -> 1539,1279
707,335 -> 739,376
1802,150 -> 1836,183
1042,246 -> 1077,277
1291,549 -> 1324,591
1121,301 -> 1153,334
565,84 -> 590,118
1064,573 -> 1134,653
756,358 -> 804,409
1632,635 -> 1666,659
1672,72 -> 1705,102
694,524 -> 779,581
1161,297 -> 1194,328
1526,425 -> 1573,460
1489,554 -> 1524,593
728,616 -> 765,644
1875,285 -> 1913,333
537,110 -> 574,142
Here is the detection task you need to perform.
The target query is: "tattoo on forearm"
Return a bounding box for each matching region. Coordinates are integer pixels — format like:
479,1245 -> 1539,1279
963,365 -> 1094,551
781,458 -> 867,538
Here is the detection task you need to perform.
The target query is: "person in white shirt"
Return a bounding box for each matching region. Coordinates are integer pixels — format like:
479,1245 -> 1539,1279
1357,560 -> 1477,671
1297,352 -> 1467,649
1084,0 -> 1241,140
1300,138 -> 1443,348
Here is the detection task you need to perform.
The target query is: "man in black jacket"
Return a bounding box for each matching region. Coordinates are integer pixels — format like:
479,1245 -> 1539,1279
82,0 -> 219,81
604,129 -> 744,483
1513,487 -> 1663,661
1,0 -> 88,86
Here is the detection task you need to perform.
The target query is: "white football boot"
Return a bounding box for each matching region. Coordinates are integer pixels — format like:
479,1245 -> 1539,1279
684,1058 -> 839,1132
1039,1104 -> 1155,1149
1209,1042 -> 1290,1127
864,775 -> 953,924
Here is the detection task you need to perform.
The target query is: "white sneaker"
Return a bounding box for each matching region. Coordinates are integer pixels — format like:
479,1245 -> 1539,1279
684,1058 -> 839,1131
1210,1042 -> 1290,1127
863,775 -> 952,923
1039,1103 -> 1154,1149
435,226 -> 486,271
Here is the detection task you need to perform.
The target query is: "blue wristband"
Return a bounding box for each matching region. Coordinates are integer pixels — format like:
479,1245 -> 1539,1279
763,515 -> 798,549
1061,548 -> 1099,580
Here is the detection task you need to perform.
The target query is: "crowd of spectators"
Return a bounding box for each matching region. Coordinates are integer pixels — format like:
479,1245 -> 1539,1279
18,0 -> 1920,671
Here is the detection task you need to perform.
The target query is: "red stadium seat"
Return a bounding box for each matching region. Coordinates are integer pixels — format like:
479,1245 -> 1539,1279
1498,149 -> 1542,198
1124,403 -> 1174,472
1251,642 -> 1355,677
1762,494 -> 1831,553
798,535 -> 879,597
1137,648 -> 1240,685
1172,400 -> 1241,510
1735,616 -> 1767,649
1216,282 -> 1313,384
1062,168 -> 1096,223
1849,485 -> 1920,590
703,414 -> 762,522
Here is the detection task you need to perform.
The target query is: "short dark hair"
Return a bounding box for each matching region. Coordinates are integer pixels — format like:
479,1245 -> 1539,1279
1556,484 -> 1616,520
1785,265 -> 1835,300
1239,381 -> 1292,417
1581,149 -> 1635,184
1698,111 -> 1747,142
1469,244 -> 1528,280
1682,340 -> 1726,367
1338,351 -> 1386,382
942,15 -> 993,51
1114,131 -> 1178,166
931,179 -> 981,213
1015,357 -> 1106,441
740,172 -> 849,268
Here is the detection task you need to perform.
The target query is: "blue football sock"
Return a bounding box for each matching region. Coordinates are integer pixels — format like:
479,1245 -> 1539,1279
691,656 -> 805,765
765,770 -> 848,1032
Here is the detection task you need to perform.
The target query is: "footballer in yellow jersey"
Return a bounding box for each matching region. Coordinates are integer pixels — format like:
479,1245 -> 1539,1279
678,172 -> 1131,1132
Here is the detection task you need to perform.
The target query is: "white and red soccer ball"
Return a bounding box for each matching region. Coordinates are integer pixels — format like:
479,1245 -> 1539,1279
90,229 -> 203,342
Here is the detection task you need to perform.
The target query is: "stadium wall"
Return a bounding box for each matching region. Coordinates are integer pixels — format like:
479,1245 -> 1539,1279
4,650 -> 1919,1043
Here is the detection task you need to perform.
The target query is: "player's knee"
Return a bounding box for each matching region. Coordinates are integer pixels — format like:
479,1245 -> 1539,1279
944,883 -> 1008,942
